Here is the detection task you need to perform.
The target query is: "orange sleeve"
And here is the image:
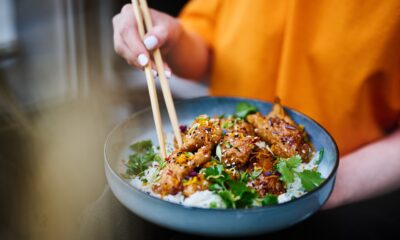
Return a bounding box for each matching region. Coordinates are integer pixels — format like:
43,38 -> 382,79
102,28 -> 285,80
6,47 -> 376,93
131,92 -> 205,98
178,0 -> 221,47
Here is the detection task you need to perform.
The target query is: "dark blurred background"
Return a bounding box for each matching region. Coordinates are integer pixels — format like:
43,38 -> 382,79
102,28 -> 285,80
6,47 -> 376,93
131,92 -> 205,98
0,0 -> 208,239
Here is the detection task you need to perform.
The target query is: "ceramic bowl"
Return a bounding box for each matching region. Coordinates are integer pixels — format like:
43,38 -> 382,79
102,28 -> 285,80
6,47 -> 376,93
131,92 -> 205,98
104,97 -> 339,236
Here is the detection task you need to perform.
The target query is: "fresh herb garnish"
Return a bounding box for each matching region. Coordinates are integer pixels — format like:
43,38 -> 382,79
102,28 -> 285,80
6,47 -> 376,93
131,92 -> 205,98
315,149 -> 324,165
209,202 -> 218,208
125,140 -> 162,177
203,163 -> 257,208
239,172 -> 249,182
261,195 -> 278,206
297,170 -> 324,191
275,155 -> 325,192
275,155 -> 302,184
236,102 -> 258,119
222,120 -> 234,129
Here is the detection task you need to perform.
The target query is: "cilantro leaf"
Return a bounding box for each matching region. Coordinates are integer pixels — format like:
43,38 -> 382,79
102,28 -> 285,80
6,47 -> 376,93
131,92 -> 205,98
218,191 -> 238,208
286,155 -> 302,168
297,170 -> 324,191
275,155 -> 302,184
238,191 -> 257,208
236,102 -> 258,119
261,195 -> 278,206
226,180 -> 250,197
209,183 -> 223,191
203,164 -> 224,179
205,164 -> 257,208
276,160 -> 295,184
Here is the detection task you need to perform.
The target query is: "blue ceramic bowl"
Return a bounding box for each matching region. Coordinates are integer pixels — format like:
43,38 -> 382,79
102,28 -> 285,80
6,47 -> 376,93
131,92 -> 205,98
104,97 -> 339,236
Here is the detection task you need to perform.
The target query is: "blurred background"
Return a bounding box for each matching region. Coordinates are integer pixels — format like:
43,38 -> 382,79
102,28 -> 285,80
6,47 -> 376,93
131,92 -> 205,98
0,0 -> 206,239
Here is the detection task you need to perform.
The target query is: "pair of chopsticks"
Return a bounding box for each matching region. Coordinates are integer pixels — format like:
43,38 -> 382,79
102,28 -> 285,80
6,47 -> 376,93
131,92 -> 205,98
131,0 -> 182,159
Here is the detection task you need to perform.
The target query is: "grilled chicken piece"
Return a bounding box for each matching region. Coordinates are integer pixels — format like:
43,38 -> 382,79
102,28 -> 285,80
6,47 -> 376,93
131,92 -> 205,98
180,115 -> 222,152
245,146 -> 284,196
220,134 -> 257,167
182,173 -> 209,197
153,144 -> 215,196
267,98 -> 295,125
220,118 -> 257,167
220,117 -> 255,135
247,103 -> 312,160
247,146 -> 274,173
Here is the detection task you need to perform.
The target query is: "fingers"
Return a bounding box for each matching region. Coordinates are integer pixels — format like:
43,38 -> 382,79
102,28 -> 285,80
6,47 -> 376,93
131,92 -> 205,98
113,4 -> 149,68
112,4 -> 179,69
143,10 -> 178,52
143,25 -> 168,51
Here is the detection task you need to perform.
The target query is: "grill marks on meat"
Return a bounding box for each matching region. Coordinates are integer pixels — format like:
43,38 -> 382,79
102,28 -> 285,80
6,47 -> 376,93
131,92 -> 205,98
153,116 -> 221,196
247,112 -> 312,161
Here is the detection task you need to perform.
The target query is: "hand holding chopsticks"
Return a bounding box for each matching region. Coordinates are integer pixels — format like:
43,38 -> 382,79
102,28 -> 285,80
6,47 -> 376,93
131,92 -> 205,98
131,0 -> 183,159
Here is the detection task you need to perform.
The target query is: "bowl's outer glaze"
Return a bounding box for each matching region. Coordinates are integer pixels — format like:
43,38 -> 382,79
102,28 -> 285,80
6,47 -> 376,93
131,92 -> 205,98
104,97 -> 339,236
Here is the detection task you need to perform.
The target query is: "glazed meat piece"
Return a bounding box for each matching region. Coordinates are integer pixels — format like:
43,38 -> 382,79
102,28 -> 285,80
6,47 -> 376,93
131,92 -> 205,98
182,173 -> 209,197
248,174 -> 285,196
220,117 -> 255,135
153,142 -> 216,196
220,118 -> 257,167
247,146 -> 274,173
220,134 -> 257,167
180,115 -> 222,152
247,103 -> 312,160
246,146 -> 284,196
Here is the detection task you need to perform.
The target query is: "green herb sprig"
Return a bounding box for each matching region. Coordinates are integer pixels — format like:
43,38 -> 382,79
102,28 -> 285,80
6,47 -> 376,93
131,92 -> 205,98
235,102 -> 258,119
124,140 -> 162,178
275,153 -> 325,192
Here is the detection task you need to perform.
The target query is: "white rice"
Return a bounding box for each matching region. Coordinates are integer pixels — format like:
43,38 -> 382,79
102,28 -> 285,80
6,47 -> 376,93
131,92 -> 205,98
183,190 -> 226,208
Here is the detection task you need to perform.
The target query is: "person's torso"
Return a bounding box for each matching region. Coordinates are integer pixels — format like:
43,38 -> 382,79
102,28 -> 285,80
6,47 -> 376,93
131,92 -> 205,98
208,0 -> 400,154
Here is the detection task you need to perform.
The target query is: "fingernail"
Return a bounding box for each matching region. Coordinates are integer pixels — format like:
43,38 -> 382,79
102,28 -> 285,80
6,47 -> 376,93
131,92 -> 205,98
164,70 -> 172,79
144,35 -> 158,50
137,54 -> 149,66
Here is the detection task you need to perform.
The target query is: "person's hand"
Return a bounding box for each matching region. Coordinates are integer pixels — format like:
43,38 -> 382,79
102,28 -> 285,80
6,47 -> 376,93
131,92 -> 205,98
112,4 -> 182,68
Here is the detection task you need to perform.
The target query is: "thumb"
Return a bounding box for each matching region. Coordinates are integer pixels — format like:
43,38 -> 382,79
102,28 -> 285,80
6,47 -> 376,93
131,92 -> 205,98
143,25 -> 169,51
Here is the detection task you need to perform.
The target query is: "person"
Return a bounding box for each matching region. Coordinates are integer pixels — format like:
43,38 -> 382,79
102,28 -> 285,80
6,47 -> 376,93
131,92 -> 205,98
112,0 -> 400,209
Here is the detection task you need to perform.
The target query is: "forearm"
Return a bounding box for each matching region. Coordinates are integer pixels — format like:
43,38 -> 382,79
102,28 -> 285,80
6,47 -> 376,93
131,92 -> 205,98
164,22 -> 211,80
324,128 -> 400,209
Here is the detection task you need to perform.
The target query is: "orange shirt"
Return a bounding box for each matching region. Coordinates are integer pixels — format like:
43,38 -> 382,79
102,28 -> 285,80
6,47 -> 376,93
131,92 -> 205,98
179,0 -> 400,155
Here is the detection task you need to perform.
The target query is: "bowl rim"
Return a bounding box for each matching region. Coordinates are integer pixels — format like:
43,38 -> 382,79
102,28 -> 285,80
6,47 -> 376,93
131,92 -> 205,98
104,96 -> 339,213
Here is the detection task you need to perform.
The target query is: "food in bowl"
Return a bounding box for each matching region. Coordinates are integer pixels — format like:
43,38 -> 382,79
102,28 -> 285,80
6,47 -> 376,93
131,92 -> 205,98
121,101 -> 325,209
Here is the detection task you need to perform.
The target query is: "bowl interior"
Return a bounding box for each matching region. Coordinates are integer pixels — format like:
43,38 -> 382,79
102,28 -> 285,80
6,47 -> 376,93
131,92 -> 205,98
105,97 -> 338,203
